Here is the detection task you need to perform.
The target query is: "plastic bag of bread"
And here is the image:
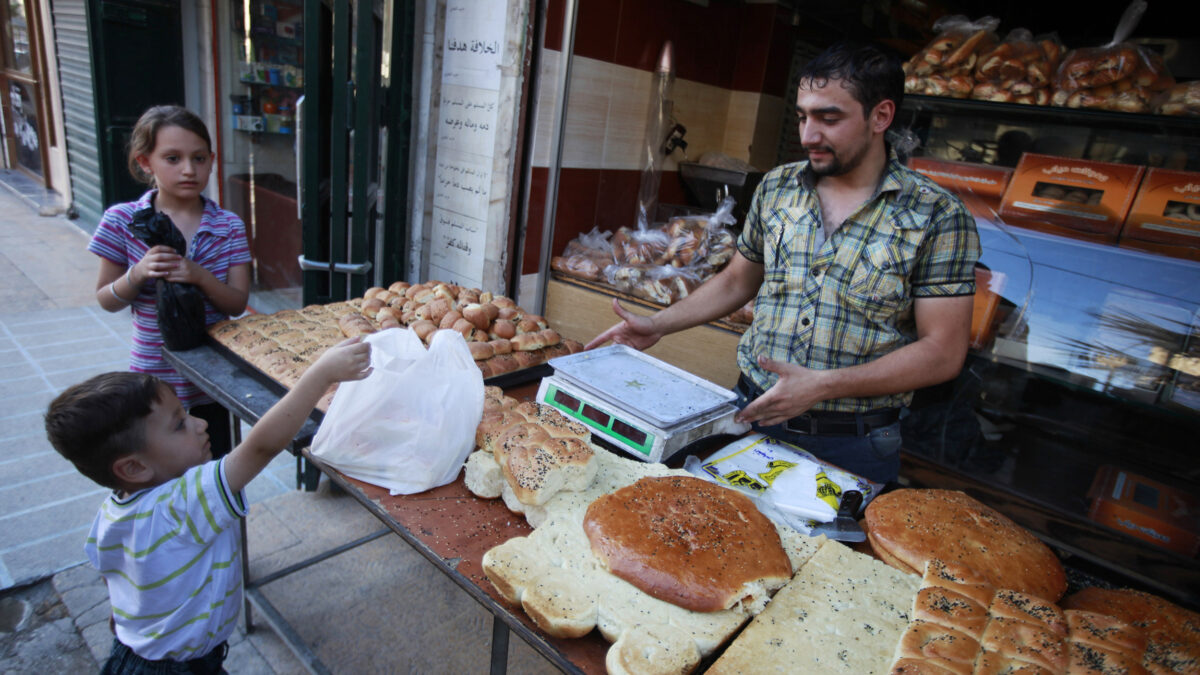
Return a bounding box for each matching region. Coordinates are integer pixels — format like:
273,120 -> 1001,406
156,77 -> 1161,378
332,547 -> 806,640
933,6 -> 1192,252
971,29 -> 1064,105
551,227 -> 614,281
904,15 -> 1000,98
611,226 -> 670,265
603,263 -> 702,306
1154,80 -> 1200,116
311,328 -> 484,495
1051,0 -> 1175,113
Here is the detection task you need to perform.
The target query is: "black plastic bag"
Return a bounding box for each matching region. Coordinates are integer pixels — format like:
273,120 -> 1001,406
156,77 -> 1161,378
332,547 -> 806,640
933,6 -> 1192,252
128,207 -> 208,351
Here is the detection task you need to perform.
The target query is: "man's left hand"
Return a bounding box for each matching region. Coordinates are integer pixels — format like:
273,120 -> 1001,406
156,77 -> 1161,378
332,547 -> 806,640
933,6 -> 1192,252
735,356 -> 832,427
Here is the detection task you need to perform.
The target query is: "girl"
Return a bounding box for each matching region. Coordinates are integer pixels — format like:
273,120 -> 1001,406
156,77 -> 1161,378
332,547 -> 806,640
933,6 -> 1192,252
89,105 -> 251,458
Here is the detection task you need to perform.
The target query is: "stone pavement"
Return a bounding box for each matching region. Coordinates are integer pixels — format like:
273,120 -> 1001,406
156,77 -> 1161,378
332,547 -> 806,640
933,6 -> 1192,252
0,184 -> 557,672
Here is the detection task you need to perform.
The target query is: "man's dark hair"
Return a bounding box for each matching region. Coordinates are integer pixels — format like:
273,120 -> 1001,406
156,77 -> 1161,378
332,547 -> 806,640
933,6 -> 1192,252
798,41 -> 904,125
45,372 -> 166,489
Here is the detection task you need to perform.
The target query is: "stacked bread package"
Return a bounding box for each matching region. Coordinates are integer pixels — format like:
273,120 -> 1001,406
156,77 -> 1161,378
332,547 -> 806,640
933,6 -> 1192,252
1051,43 -> 1174,113
903,16 -> 1000,99
971,29 -> 1064,105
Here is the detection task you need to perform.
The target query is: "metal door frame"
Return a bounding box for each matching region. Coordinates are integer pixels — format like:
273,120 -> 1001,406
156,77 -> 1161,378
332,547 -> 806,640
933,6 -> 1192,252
299,0 -> 414,305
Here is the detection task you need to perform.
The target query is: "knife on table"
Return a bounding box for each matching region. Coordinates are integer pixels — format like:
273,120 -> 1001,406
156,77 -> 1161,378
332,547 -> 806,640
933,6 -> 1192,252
809,490 -> 866,542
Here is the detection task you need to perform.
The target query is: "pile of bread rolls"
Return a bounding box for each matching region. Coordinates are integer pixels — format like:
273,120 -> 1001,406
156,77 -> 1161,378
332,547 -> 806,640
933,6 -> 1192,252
345,280 -> 584,376
1051,44 -> 1174,113
1154,80 -> 1200,116
903,16 -> 1000,99
970,30 -> 1064,105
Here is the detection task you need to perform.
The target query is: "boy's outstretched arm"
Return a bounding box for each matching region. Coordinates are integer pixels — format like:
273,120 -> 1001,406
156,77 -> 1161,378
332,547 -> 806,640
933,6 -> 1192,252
224,337 -> 372,493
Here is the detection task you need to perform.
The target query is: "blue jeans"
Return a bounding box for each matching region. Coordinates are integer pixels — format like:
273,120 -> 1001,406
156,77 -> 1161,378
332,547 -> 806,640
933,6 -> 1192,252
733,378 -> 903,484
100,639 -> 227,675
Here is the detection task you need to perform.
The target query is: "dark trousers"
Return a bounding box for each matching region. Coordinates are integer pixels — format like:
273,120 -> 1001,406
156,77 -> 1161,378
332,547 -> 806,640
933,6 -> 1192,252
100,639 -> 227,675
733,375 -> 903,484
189,403 -> 233,459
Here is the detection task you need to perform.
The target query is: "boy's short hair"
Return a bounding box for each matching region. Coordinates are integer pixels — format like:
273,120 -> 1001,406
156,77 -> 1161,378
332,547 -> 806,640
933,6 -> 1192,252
45,372 -> 166,489
798,41 -> 904,127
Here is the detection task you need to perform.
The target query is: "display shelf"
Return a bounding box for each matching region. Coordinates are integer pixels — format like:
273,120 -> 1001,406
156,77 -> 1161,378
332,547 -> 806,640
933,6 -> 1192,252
902,94 -> 1200,134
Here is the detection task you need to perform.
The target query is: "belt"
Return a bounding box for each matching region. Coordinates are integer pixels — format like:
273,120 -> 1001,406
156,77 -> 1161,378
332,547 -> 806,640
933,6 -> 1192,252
736,374 -> 900,436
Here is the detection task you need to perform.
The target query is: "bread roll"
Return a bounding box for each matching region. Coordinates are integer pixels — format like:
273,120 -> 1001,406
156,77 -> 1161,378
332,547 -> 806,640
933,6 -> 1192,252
912,586 -> 989,640
584,476 -> 792,613
469,341 -> 495,361
338,312 -> 377,338
387,281 -> 410,294
360,297 -> 385,315
511,332 -> 546,352
536,328 -> 561,347
439,310 -> 463,330
497,306 -> 520,321
516,318 -> 541,334
364,286 -> 386,299
894,620 -> 980,667
980,617 -> 1068,672
490,319 -> 517,340
989,589 -> 1067,636
922,559 -> 996,608
404,283 -> 427,299
452,317 -> 475,339
488,338 -> 512,355
409,319 -> 437,342
462,303 -> 491,330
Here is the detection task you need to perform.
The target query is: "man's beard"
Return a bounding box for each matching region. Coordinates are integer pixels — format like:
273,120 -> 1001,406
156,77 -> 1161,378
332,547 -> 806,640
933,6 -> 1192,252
807,141 -> 869,177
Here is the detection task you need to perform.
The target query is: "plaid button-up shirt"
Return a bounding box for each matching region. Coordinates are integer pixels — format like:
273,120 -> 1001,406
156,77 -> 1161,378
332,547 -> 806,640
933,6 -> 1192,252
736,152 -> 980,413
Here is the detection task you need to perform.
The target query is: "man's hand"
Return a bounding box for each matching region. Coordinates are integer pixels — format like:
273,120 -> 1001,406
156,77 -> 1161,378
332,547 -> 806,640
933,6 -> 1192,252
584,299 -> 664,351
735,356 -> 832,426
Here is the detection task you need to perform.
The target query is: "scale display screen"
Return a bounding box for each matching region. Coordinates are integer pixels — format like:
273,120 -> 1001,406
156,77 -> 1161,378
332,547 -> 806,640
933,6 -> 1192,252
543,383 -> 654,455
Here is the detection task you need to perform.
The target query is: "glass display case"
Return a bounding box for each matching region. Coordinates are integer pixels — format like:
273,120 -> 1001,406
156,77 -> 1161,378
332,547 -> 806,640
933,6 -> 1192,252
897,95 -> 1200,608
220,0 -> 304,312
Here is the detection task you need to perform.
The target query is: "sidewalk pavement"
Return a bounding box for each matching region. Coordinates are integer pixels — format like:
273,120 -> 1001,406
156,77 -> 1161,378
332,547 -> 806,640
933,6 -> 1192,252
0,184 -> 556,672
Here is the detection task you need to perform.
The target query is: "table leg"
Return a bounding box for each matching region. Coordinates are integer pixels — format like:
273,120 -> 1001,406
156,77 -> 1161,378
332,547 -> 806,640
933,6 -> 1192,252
490,615 -> 510,675
232,416 -> 254,631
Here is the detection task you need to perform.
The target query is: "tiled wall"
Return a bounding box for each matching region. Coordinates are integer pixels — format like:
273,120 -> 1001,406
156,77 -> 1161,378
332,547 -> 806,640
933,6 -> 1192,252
523,0 -> 793,274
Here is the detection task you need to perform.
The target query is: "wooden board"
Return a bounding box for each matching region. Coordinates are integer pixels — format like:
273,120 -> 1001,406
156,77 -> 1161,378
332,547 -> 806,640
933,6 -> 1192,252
545,278 -> 744,388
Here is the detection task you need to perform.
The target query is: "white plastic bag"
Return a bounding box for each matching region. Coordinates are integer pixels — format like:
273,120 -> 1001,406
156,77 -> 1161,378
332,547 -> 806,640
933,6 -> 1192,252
311,328 -> 484,494
683,433 -> 881,535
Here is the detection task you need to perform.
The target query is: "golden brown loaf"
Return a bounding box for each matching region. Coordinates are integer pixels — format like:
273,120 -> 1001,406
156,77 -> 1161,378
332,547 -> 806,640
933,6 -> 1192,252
583,476 -> 792,613
865,489 -> 1067,601
1063,587 -> 1200,674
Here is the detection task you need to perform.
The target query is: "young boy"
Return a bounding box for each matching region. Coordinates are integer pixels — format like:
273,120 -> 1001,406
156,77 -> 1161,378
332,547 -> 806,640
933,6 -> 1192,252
45,336 -> 371,674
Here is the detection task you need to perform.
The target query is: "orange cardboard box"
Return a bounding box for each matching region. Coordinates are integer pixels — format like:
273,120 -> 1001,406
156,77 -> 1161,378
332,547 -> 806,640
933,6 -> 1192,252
999,153 -> 1144,236
1121,168 -> 1200,247
1087,465 -> 1200,557
909,157 -> 1014,201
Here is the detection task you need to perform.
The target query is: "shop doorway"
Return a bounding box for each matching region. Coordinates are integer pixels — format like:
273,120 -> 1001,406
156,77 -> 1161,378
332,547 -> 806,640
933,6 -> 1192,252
0,0 -> 51,184
296,0 -> 414,305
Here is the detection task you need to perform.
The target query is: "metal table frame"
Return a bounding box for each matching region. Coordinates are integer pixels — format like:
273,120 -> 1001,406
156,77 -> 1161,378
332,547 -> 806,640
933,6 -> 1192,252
164,344 -> 605,674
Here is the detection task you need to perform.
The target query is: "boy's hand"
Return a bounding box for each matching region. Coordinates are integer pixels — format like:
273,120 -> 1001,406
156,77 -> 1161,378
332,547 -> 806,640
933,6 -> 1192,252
307,336 -> 373,386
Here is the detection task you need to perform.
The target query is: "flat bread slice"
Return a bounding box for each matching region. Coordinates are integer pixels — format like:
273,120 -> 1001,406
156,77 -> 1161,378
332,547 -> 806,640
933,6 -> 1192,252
708,539 -> 921,674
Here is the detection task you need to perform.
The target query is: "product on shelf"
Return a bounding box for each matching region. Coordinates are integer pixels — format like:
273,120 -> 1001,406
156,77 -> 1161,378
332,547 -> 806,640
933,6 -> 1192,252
551,198 -> 738,307
1154,80 -> 1200,116
999,153 -> 1145,236
903,15 -> 1000,99
970,29 -> 1064,106
1051,43 -> 1174,113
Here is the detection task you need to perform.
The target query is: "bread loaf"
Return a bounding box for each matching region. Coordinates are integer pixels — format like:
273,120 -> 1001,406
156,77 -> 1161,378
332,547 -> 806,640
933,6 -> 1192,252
1063,587 -> 1200,674
865,490 -> 1066,601
584,476 -> 792,613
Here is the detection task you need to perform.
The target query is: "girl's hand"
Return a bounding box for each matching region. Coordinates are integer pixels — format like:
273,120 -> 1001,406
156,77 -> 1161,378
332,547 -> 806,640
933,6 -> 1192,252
132,245 -> 183,283
161,256 -> 210,285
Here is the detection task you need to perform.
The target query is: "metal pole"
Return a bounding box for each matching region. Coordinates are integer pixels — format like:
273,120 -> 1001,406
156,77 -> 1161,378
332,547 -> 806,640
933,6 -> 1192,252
534,0 -> 578,315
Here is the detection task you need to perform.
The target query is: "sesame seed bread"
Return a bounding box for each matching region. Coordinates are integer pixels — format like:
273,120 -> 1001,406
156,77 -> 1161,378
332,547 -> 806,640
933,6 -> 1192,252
865,489 -> 1067,601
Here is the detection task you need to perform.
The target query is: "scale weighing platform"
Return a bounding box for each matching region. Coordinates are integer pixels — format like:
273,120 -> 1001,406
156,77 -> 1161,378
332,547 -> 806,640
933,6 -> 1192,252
536,345 -> 749,462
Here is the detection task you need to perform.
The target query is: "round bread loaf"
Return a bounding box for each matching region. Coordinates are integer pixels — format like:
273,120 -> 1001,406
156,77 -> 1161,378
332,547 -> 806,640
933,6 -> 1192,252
864,489 -> 1066,601
1063,587 -> 1200,674
583,476 -> 792,613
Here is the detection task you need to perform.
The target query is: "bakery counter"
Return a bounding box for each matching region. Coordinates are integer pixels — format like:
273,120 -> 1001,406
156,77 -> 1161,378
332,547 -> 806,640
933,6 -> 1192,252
162,343 -> 609,674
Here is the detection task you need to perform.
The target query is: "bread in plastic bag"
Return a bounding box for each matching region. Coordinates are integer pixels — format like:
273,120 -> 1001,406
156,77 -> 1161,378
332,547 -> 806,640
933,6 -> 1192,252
1050,0 -> 1174,113
127,207 -> 209,351
903,15 -> 1000,98
970,29 -> 1064,106
1154,81 -> 1200,116
310,327 -> 484,495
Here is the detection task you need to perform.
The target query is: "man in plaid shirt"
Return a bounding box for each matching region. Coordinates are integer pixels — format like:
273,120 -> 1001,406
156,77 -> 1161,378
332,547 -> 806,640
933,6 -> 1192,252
588,42 -> 980,483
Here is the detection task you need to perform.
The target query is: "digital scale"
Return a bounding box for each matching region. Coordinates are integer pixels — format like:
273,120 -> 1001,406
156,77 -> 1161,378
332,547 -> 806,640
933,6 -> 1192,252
536,345 -> 749,462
